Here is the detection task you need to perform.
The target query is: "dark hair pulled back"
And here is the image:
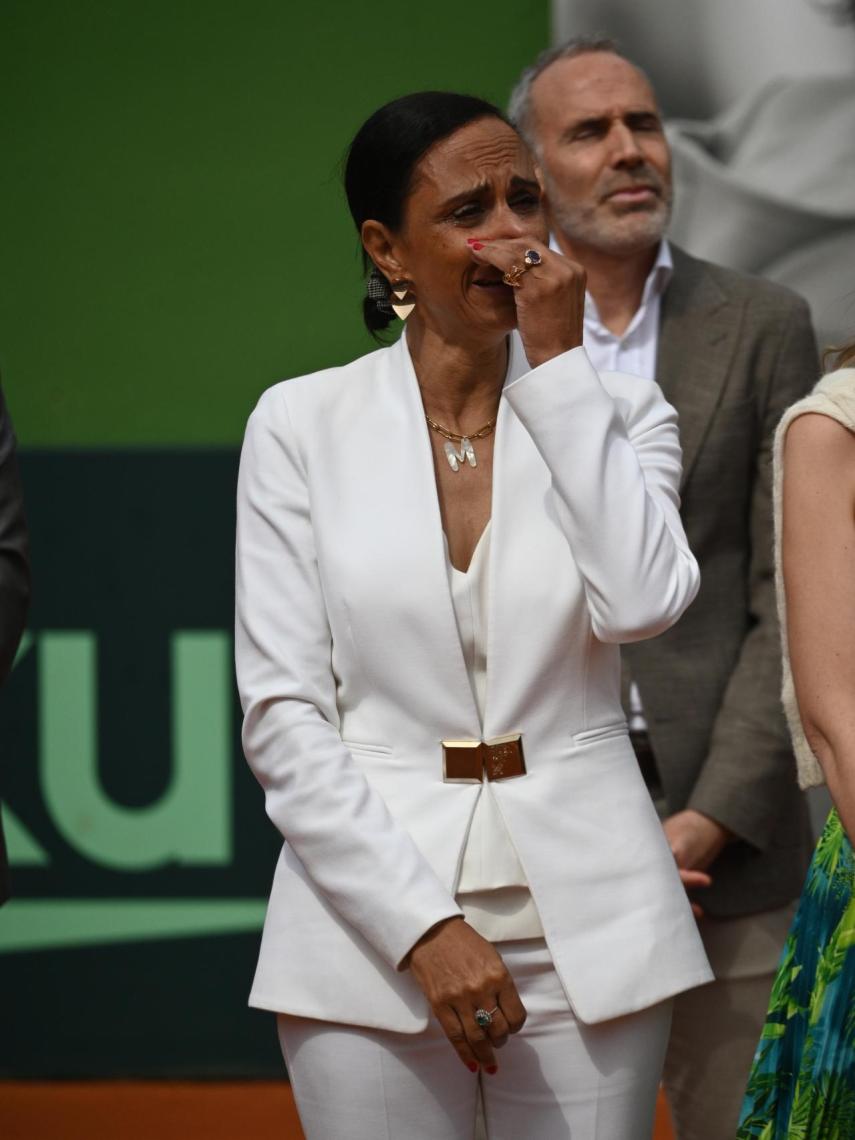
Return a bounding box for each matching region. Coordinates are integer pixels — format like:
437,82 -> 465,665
344,91 -> 509,335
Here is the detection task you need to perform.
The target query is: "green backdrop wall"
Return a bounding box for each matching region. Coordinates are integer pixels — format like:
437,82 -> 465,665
1,0 -> 548,447
0,0 -> 549,1076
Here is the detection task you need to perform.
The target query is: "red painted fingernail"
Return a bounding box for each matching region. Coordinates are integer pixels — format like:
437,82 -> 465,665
467,1061 -> 479,1073
466,238 -> 484,245
486,1065 -> 498,1075
470,242 -> 484,250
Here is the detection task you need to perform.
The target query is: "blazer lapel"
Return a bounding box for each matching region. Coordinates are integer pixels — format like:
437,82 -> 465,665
384,333 -> 482,735
482,335 -> 574,741
656,247 -> 743,489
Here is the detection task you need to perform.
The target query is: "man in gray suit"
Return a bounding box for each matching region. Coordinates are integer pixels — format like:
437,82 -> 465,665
0,380 -> 30,904
510,38 -> 816,1140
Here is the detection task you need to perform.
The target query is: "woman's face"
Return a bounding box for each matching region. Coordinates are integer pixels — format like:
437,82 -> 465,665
388,118 -> 547,341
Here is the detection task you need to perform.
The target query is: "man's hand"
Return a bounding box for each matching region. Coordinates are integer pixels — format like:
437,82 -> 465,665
663,809 -> 733,918
677,868 -> 713,918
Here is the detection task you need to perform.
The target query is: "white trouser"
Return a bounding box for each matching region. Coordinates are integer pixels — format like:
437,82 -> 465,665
277,938 -> 672,1140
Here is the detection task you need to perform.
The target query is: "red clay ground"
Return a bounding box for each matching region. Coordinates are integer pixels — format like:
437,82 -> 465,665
0,1081 -> 675,1138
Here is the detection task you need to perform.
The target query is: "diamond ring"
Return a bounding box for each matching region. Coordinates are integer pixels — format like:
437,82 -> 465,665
474,1006 -> 500,1028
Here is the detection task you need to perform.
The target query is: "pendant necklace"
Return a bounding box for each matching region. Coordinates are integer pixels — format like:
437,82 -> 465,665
425,414 -> 495,472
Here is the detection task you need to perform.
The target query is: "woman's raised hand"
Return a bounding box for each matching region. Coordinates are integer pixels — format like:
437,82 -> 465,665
468,238 -> 586,369
406,917 -> 526,1073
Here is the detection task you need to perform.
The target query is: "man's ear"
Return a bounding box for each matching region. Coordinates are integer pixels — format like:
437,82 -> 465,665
361,220 -> 407,284
536,168 -> 556,229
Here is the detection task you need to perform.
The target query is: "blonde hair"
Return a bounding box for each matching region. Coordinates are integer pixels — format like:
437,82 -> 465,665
823,339 -> 855,371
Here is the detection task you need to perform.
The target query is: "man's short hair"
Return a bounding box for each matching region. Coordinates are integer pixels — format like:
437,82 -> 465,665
508,35 -> 625,152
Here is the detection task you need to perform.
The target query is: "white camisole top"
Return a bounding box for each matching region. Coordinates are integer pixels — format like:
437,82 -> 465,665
445,522 -> 544,942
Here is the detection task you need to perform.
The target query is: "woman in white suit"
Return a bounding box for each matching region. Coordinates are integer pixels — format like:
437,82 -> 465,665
235,91 -> 712,1139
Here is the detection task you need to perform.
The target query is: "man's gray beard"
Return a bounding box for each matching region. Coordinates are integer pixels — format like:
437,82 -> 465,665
548,187 -> 673,257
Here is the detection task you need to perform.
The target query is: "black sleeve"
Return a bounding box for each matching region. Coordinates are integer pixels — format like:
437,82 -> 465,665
0,382 -> 30,683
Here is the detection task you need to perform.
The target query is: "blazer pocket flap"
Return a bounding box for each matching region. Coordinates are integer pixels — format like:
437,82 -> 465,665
572,722 -> 628,747
341,739 -> 393,758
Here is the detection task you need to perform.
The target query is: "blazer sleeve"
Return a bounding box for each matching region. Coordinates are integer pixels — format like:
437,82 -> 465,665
235,386 -> 460,970
687,297 -> 819,846
504,346 -> 699,643
0,383 -> 30,684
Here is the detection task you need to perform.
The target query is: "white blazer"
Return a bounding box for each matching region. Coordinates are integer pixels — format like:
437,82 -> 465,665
235,332 -> 713,1031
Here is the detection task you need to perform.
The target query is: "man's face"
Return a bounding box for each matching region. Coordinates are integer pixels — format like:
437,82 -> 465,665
528,52 -> 673,257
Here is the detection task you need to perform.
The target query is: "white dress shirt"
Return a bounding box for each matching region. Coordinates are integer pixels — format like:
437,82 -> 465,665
578,240 -> 673,381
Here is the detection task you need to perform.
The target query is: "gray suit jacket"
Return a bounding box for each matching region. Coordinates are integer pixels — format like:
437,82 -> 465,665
623,245 -> 817,917
0,382 -> 30,904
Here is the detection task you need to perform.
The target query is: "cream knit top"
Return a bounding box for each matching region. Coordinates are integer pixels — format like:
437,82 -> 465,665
774,367 -> 855,789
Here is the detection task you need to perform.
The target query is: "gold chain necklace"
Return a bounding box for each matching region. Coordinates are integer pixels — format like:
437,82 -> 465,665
425,414 -> 495,472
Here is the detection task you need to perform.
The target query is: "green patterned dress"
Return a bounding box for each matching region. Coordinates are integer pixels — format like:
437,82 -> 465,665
738,809 -> 855,1138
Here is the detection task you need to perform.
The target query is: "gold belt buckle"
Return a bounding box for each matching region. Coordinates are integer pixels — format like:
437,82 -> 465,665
442,733 -> 525,783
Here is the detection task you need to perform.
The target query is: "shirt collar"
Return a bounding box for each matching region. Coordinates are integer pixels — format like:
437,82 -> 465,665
588,240 -> 672,332
549,235 -> 673,328
641,238 -> 673,307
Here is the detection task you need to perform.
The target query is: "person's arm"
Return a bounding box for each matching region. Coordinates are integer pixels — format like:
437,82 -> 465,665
782,411 -> 855,840
236,385 -> 460,969
0,383 -> 30,682
677,299 -> 818,865
505,350 -> 700,643
470,238 -> 699,643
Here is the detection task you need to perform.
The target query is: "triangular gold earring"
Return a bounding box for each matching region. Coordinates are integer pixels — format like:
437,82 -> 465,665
391,284 -> 415,321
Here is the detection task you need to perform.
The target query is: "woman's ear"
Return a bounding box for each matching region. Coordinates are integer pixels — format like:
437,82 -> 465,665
361,220 -> 406,284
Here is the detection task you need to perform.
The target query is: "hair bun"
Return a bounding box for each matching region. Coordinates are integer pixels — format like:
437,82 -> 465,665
363,295 -> 395,332
364,267 -> 395,332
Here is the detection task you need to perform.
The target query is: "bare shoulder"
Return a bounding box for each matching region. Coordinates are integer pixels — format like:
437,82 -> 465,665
786,412 -> 855,464
784,412 -> 855,511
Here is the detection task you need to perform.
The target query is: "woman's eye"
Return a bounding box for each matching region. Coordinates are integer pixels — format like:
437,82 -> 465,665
511,194 -> 540,212
452,203 -> 484,222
